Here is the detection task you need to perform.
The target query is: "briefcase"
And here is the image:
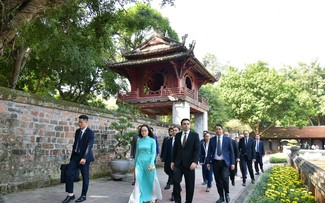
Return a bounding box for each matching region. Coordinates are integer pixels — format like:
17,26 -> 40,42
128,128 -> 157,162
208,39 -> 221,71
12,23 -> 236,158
60,164 -> 80,183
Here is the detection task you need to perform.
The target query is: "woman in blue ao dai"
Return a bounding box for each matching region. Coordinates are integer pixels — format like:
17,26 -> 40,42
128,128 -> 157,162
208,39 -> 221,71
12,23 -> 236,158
128,124 -> 162,203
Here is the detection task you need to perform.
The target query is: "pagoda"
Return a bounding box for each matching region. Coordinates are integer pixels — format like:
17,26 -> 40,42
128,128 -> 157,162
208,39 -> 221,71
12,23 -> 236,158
107,33 -> 218,135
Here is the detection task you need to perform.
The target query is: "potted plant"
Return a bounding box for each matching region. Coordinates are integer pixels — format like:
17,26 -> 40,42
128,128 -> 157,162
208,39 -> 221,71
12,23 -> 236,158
109,116 -> 137,180
288,139 -> 300,156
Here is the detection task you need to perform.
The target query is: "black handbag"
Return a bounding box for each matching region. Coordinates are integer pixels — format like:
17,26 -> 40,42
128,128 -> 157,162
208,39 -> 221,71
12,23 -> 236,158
60,164 -> 80,183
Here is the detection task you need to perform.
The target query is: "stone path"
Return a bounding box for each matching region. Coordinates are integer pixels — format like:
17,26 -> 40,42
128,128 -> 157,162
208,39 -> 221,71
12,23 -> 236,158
1,156 -> 272,203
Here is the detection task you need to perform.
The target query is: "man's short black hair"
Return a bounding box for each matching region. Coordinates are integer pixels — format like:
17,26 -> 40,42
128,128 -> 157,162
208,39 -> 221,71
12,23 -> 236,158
214,124 -> 223,129
79,115 -> 89,120
181,118 -> 190,125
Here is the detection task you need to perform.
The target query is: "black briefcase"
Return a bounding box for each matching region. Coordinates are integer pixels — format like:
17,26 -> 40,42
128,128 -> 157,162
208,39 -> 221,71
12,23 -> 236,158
60,164 -> 80,183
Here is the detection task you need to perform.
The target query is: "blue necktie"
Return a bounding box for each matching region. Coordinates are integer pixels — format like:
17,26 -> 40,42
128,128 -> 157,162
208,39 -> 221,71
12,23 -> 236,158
217,136 -> 222,156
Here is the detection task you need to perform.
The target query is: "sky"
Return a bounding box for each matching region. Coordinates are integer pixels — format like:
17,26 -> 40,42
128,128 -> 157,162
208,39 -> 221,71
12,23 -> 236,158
152,0 -> 325,68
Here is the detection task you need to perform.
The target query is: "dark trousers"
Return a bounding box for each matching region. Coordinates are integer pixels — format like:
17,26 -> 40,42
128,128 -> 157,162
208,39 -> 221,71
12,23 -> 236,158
164,162 -> 174,184
240,155 -> 254,182
254,152 -> 263,172
230,163 -> 237,181
65,154 -> 90,196
202,163 -> 213,188
212,160 -> 230,199
230,161 -> 238,182
173,165 -> 195,203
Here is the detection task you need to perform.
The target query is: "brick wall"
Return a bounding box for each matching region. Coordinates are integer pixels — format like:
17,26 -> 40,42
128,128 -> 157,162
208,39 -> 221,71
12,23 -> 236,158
0,87 -> 171,194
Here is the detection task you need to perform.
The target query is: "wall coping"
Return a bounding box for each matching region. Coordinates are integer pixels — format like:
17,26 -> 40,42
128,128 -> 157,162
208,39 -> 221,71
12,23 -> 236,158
292,155 -> 325,199
0,86 -> 172,127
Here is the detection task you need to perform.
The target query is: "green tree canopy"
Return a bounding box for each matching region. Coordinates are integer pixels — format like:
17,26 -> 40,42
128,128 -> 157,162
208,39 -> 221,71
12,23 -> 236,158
0,1 -> 178,107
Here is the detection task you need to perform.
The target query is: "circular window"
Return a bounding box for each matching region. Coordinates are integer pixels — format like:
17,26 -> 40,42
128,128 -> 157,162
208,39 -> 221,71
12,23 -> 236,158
185,76 -> 192,89
145,72 -> 165,92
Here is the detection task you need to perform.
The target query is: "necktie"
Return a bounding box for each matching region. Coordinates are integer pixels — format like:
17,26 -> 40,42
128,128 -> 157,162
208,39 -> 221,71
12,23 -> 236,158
182,132 -> 187,147
256,141 -> 259,152
217,136 -> 222,156
245,138 -> 248,146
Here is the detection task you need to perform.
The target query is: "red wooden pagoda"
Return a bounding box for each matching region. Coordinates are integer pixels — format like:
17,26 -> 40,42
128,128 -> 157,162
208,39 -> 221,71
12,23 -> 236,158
107,33 -> 218,133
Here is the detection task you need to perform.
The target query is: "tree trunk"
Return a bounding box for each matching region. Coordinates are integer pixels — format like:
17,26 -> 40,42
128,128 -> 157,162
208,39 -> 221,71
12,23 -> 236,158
0,0 -> 66,54
9,45 -> 29,89
307,116 -> 314,126
260,123 -> 275,136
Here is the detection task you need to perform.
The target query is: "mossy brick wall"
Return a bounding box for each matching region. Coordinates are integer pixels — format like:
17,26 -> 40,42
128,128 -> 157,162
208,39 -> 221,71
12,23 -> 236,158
0,87 -> 172,194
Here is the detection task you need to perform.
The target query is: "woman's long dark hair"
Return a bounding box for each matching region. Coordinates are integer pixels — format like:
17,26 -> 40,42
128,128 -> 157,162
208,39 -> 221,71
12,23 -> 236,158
138,124 -> 154,138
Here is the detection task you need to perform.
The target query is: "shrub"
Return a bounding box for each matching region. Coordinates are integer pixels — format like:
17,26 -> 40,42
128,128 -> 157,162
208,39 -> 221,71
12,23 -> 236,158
269,153 -> 287,163
269,156 -> 287,163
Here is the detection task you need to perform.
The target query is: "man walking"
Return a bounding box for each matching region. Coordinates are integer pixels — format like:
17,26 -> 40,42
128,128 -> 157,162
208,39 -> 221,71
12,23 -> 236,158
224,132 -> 239,186
171,118 -> 200,203
206,125 -> 235,203
161,126 -> 179,201
130,125 -> 141,185
238,130 -> 256,186
254,134 -> 265,175
161,127 -> 175,190
62,115 -> 95,203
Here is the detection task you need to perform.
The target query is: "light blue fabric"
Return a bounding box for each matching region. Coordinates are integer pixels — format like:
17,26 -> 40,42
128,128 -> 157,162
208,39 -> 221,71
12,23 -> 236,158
134,136 -> 156,202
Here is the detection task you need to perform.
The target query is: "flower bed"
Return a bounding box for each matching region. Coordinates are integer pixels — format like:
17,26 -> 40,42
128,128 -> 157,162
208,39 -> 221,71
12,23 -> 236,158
248,165 -> 316,203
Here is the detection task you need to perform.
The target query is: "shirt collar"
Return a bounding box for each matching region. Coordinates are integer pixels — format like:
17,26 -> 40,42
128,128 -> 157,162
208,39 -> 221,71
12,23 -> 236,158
80,127 -> 87,133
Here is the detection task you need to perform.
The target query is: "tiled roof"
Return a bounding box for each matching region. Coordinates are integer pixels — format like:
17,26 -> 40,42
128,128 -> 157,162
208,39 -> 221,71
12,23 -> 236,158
106,33 -> 217,83
262,126 -> 325,139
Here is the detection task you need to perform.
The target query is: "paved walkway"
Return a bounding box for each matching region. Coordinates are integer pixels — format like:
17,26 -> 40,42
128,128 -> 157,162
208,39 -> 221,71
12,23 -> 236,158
2,156 -> 272,203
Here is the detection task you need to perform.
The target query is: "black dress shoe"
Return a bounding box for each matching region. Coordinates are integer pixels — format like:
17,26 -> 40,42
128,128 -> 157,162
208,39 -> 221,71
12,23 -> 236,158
170,195 -> 174,201
231,180 -> 235,186
75,196 -> 86,202
62,195 -> 75,203
255,172 -> 259,175
242,182 -> 246,186
164,184 -> 170,190
132,181 -> 135,185
225,194 -> 230,203
216,198 -> 225,203
251,179 -> 255,184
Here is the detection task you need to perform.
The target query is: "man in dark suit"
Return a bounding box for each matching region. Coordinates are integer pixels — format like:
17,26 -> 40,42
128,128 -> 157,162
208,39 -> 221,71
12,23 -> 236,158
62,115 -> 95,203
206,125 -> 235,203
199,131 -> 213,192
161,126 -> 179,201
224,132 -> 239,186
238,130 -> 256,187
130,125 -> 141,185
254,134 -> 265,175
171,118 -> 200,203
161,127 -> 175,190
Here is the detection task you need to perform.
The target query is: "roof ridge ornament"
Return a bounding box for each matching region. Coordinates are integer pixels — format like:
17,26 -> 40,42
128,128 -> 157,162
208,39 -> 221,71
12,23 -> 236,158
181,34 -> 188,46
189,40 -> 196,52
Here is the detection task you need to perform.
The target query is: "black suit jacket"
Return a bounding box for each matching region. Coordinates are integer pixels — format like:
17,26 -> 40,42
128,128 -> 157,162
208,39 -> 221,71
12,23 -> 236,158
171,131 -> 200,168
255,140 -> 265,156
161,137 -> 173,164
232,140 -> 239,160
238,137 -> 256,160
71,127 -> 94,162
199,139 -> 208,164
130,134 -> 139,158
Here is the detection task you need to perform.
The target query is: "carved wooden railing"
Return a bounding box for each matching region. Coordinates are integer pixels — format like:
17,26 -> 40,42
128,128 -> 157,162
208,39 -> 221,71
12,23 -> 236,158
117,87 -> 209,109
